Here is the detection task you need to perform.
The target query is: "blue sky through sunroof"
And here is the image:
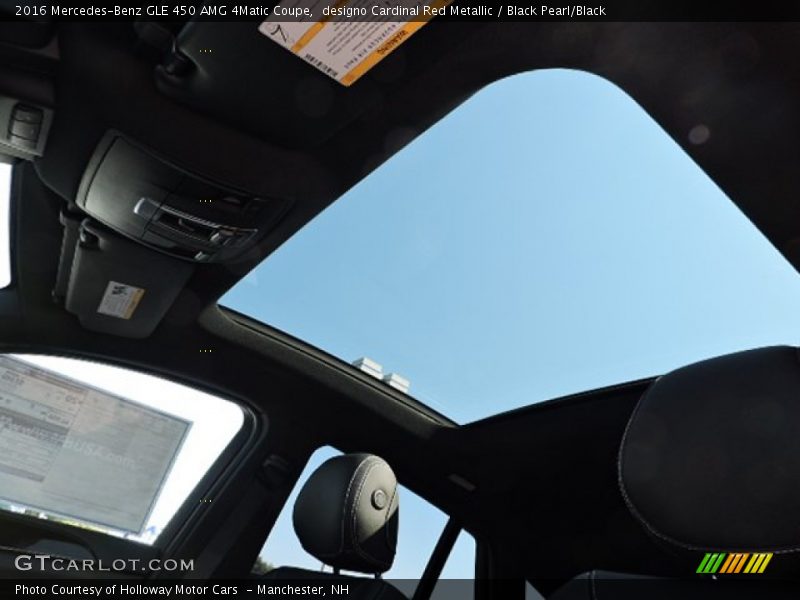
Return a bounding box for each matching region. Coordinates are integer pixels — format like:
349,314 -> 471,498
222,68 -> 800,425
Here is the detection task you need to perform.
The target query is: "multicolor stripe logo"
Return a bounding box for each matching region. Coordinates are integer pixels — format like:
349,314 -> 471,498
697,552 -> 773,574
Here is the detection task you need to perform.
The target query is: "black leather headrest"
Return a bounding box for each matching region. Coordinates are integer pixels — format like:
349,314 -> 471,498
619,346 -> 800,551
293,454 -> 399,574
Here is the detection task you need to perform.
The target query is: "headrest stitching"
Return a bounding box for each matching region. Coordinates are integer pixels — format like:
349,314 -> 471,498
615,377 -> 686,548
336,456 -> 374,559
383,482 -> 399,552
617,372 -> 800,555
349,457 -> 387,570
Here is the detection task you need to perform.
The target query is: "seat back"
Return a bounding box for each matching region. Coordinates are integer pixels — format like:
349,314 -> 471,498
553,347 -> 800,598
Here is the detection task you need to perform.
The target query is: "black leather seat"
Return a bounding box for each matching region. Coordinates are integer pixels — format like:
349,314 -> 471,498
262,453 -> 405,600
551,347 -> 800,599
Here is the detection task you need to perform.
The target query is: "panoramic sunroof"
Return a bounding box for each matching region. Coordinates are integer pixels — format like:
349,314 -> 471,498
0,163 -> 11,290
222,69 -> 800,424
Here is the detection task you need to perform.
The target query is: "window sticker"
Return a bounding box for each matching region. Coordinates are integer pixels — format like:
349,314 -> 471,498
0,356 -> 190,533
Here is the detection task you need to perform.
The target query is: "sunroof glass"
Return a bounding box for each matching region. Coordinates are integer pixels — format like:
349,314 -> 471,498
0,162 -> 11,290
221,69 -> 800,424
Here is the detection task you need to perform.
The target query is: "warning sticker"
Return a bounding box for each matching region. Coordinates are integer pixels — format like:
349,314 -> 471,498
97,281 -> 145,320
260,0 -> 453,86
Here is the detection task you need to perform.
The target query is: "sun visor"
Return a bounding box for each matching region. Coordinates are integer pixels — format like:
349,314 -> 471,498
60,220 -> 193,338
152,2 -> 451,147
619,346 -> 800,551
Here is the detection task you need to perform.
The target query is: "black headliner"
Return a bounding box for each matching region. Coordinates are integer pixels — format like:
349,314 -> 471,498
1,20 -> 800,585
27,22 -> 800,312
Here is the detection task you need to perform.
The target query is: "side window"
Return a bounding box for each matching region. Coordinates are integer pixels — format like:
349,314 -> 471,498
0,162 -> 11,289
431,532 -> 476,600
0,354 -> 244,544
254,446 -> 341,575
255,446 -> 475,595
525,582 -> 546,600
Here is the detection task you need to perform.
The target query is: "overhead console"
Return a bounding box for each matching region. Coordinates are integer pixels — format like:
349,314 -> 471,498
76,132 -> 290,263
55,132 -> 291,338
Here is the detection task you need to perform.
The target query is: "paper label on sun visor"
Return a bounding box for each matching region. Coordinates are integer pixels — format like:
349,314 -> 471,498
97,281 -> 145,320
259,0 -> 453,86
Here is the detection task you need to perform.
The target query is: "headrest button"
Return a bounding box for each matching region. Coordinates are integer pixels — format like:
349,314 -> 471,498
371,489 -> 387,510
